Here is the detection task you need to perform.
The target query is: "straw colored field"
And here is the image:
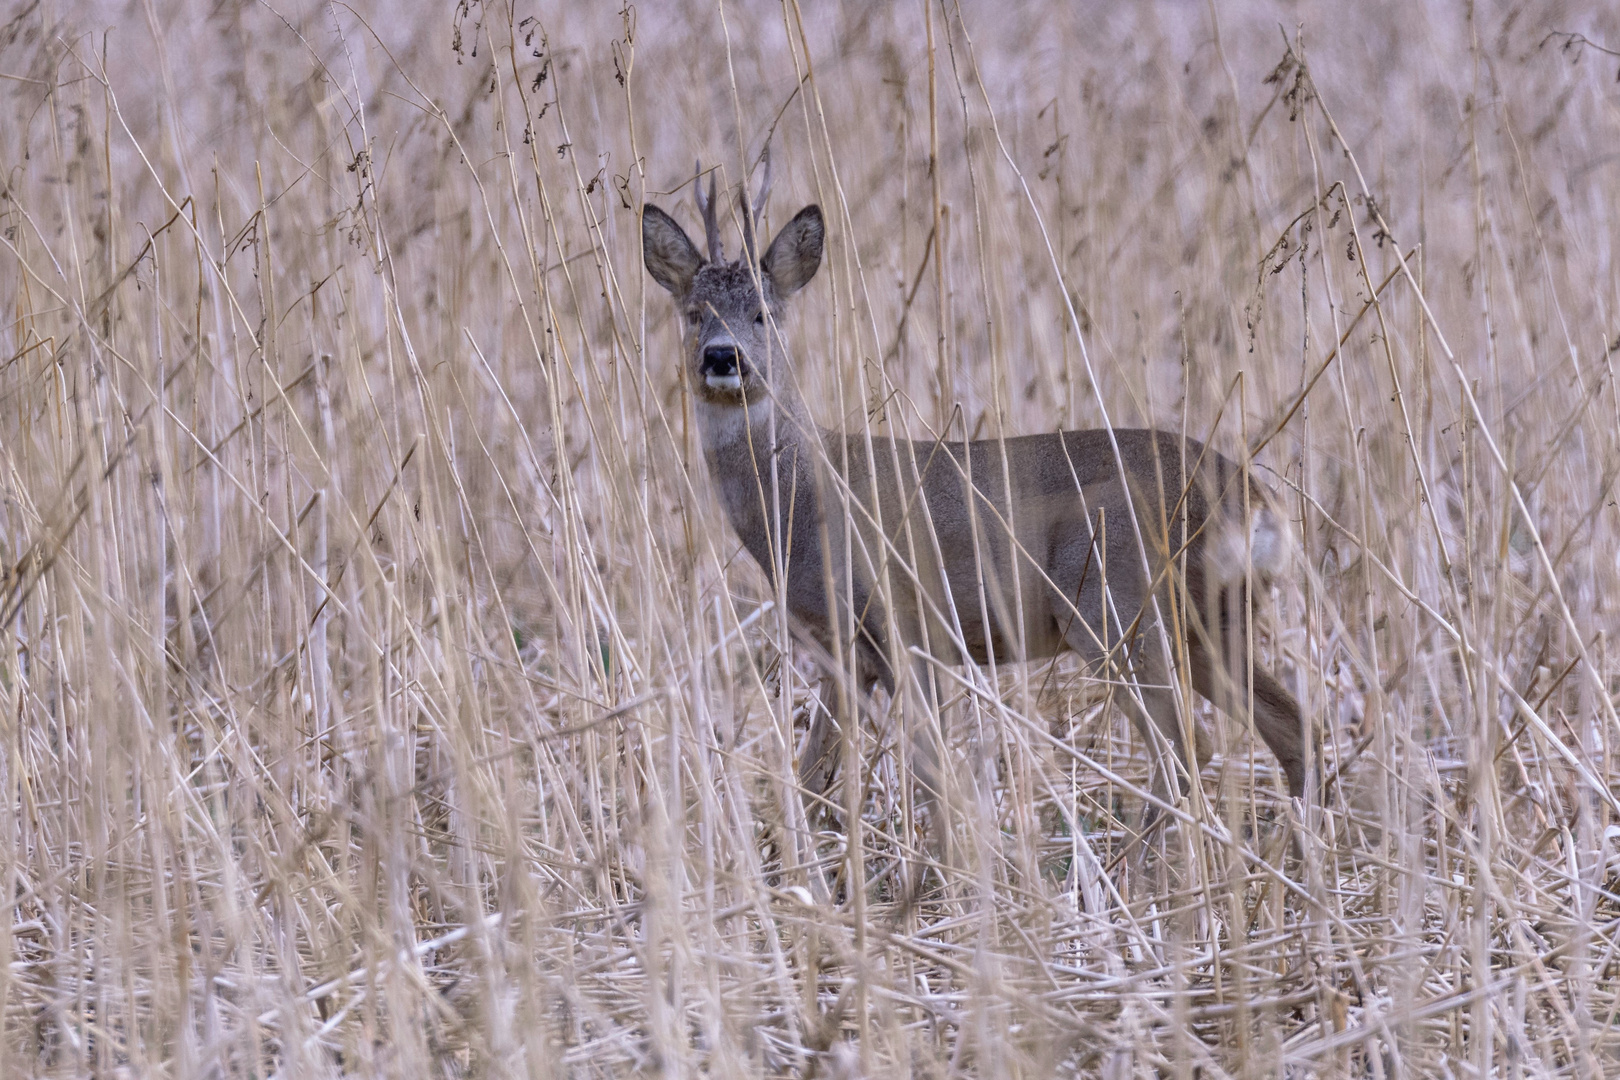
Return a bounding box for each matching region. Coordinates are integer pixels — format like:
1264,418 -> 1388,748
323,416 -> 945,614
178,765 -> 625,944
1,1 -> 1617,1076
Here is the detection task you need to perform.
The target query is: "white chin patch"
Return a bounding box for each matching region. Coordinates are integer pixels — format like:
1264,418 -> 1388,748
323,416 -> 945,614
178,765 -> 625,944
705,373 -> 742,392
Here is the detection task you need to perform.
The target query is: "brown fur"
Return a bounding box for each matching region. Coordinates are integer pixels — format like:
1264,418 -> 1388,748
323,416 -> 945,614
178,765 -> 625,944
643,197 -> 1310,810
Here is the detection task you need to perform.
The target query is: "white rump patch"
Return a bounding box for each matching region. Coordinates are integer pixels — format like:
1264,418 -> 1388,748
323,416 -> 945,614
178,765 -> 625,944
1209,504 -> 1289,584
1248,506 -> 1287,578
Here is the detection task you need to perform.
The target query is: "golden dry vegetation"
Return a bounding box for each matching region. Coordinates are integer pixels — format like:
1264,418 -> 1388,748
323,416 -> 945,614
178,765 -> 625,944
2,0 -> 1619,1076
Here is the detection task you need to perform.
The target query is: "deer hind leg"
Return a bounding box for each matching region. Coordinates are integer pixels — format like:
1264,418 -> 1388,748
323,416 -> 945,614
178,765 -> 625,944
1114,640 -> 1200,807
1048,545 -> 1200,809
1188,585 -> 1309,799
1058,615 -> 1196,806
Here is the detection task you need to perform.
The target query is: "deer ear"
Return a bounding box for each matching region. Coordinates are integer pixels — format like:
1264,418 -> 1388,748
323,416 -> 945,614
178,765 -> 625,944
761,205 -> 824,297
643,205 -> 704,296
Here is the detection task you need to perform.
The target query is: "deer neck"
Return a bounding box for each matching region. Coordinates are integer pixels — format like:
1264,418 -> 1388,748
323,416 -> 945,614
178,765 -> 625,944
696,390 -> 825,587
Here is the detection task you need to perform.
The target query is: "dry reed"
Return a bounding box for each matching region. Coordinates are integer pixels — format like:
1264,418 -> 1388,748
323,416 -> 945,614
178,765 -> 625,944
1,1 -> 1617,1076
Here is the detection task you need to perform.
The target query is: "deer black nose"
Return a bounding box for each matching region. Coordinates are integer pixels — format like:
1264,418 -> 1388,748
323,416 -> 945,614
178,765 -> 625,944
702,344 -> 747,377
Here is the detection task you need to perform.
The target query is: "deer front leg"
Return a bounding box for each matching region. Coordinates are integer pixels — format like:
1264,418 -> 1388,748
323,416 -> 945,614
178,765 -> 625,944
796,603 -> 893,812
797,675 -> 845,810
903,653 -> 954,861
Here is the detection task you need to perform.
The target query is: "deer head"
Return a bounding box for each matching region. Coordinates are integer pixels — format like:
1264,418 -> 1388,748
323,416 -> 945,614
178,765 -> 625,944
642,158 -> 824,408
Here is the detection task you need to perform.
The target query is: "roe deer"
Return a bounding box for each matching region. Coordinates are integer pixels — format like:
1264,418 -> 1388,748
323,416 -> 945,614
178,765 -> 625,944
642,165 -> 1310,819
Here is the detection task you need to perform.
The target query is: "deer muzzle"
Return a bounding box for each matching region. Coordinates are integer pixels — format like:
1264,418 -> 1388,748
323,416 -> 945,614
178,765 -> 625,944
701,341 -> 748,391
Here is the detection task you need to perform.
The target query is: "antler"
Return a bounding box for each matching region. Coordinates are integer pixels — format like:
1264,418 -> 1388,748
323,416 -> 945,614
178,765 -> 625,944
693,159 -> 722,263
740,145 -> 774,264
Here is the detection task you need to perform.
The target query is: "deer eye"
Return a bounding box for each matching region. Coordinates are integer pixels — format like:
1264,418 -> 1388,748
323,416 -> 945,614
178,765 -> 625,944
754,311 -> 765,325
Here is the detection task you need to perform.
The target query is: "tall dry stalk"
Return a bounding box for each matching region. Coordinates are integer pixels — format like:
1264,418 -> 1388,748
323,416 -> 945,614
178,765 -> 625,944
0,1 -> 1616,1077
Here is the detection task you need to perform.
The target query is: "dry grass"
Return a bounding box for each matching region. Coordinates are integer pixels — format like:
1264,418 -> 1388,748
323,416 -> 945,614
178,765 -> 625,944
2,0 -> 1619,1076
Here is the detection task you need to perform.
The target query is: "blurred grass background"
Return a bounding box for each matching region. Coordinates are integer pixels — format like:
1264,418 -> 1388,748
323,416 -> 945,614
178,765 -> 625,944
1,0 -> 1618,1076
